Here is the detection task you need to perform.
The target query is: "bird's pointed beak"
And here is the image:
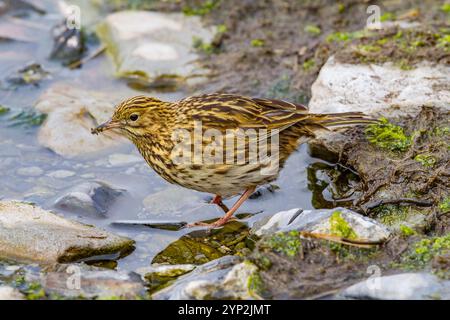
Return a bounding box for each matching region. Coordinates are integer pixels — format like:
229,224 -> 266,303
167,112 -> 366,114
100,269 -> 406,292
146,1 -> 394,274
91,119 -> 121,135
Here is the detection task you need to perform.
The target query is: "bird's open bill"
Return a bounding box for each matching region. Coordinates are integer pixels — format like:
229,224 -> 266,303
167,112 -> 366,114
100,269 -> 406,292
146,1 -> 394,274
91,119 -> 121,135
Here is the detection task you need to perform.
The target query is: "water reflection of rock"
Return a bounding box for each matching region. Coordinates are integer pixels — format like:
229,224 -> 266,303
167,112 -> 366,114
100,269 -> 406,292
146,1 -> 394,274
152,221 -> 251,265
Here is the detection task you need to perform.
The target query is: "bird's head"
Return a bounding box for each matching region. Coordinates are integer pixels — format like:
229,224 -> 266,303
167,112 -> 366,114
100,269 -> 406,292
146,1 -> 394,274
91,96 -> 173,139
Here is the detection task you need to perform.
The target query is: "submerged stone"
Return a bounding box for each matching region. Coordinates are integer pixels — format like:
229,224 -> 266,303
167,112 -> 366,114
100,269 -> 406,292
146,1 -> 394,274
0,201 -> 134,264
54,181 -> 125,217
136,263 -> 196,293
152,221 -> 249,265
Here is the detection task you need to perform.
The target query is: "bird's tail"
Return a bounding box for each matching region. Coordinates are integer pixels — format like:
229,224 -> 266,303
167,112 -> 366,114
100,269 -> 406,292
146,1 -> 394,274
312,111 -> 378,129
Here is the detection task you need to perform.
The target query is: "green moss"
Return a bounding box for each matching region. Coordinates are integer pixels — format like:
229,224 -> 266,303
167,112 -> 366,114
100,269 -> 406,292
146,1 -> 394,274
192,36 -> 216,55
329,211 -> 357,239
414,154 -> 436,167
305,25 -> 321,36
380,12 -> 396,22
357,44 -> 381,53
250,39 -> 265,47
336,26 -> 450,67
0,105 -> 10,115
439,197 -> 450,213
217,24 -> 228,33
252,253 -> 272,270
441,3 -> 450,14
433,126 -> 450,137
302,58 -> 316,71
247,271 -> 264,297
24,282 -> 46,300
365,117 -> 411,152
399,234 -> 450,270
267,231 -> 302,257
326,30 -> 367,43
399,224 -> 416,237
182,0 -> 221,16
337,3 -> 345,13
374,204 -> 409,226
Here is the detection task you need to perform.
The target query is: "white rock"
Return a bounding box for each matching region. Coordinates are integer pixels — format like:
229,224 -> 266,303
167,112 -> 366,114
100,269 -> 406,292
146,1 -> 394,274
309,56 -> 450,118
340,273 -> 450,300
0,286 -> 24,300
251,207 -> 391,243
152,256 -> 259,300
34,83 -> 127,158
96,11 -> 216,85
108,153 -> 143,166
47,170 -> 76,179
17,166 -> 44,177
34,264 -> 145,299
0,201 -> 134,264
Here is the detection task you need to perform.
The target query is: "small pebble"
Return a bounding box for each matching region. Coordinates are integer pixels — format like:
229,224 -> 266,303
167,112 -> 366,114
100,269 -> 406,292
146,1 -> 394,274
47,170 -> 76,179
108,153 -> 142,166
17,166 -> 43,177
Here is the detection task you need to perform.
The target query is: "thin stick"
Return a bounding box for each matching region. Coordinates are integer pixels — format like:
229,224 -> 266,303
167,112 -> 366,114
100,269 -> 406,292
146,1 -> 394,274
68,45 -> 106,69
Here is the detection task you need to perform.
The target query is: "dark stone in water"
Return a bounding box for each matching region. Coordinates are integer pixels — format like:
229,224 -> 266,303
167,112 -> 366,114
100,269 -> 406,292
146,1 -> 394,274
54,181 -> 125,217
111,220 -> 188,231
5,62 -> 50,87
50,19 -> 85,65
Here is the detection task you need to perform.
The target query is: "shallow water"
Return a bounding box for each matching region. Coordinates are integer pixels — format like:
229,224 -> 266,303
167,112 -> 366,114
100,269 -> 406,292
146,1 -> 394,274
0,1 -> 327,272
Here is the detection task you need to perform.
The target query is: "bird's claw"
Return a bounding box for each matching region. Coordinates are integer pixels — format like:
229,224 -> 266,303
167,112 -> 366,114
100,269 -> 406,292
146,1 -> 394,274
187,217 -> 233,229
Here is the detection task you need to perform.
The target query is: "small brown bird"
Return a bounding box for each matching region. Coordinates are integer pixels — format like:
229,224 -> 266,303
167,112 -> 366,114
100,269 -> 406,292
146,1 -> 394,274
92,93 -> 374,228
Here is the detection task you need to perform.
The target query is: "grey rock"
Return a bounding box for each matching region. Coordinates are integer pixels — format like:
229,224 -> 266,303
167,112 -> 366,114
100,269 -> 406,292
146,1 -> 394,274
0,201 -> 134,264
339,273 -> 450,300
0,286 -> 24,300
54,181 -> 125,217
34,83 -> 127,158
141,186 -> 204,218
96,11 -> 216,87
31,264 -> 146,299
251,207 -> 391,243
152,256 -> 260,300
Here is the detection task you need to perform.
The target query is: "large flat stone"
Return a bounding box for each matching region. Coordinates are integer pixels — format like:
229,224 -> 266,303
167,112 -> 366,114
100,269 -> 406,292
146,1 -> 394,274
0,201 -> 134,264
309,56 -> 450,118
96,11 -> 216,86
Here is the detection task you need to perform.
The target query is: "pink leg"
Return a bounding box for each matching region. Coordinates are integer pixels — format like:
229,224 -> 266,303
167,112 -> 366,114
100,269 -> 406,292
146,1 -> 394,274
189,187 -> 256,229
211,195 -> 229,213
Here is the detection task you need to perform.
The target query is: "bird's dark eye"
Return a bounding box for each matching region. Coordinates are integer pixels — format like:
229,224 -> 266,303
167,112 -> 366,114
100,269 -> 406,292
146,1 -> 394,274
130,114 -> 139,121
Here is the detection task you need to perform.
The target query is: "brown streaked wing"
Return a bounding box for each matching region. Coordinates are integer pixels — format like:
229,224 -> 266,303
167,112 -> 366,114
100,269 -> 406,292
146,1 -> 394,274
176,93 -> 312,132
